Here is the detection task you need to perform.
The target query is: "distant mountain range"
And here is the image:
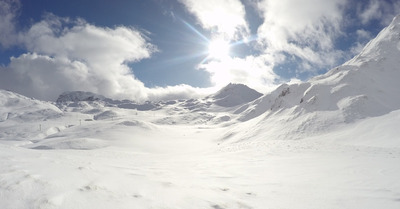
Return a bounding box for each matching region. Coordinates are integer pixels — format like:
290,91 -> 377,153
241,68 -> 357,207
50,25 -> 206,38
1,15 -> 400,140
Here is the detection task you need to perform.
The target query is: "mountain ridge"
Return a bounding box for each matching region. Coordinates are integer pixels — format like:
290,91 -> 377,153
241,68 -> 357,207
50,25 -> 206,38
219,15 -> 400,140
1,15 -> 400,137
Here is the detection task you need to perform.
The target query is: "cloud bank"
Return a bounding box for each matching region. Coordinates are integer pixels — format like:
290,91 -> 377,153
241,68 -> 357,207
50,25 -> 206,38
181,0 -> 400,89
0,1 -> 209,102
178,0 -> 350,90
358,0 -> 400,25
257,0 -> 347,70
0,0 -> 20,48
178,0 -> 281,92
1,0 -> 400,102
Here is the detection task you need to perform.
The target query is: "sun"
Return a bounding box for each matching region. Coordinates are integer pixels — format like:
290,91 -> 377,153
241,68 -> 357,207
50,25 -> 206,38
208,39 -> 230,60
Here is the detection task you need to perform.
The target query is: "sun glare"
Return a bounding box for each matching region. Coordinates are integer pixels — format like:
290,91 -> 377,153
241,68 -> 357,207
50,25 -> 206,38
208,39 -> 230,60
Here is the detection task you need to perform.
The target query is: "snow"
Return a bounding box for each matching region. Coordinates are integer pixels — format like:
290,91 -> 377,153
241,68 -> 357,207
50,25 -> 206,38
1,15 -> 400,209
56,91 -> 106,103
1,105 -> 399,208
210,83 -> 263,107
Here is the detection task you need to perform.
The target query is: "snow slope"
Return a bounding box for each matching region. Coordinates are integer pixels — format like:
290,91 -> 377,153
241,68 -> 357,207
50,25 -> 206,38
234,15 -> 400,139
0,96 -> 399,209
209,83 -> 262,107
1,15 -> 400,209
0,89 -> 62,123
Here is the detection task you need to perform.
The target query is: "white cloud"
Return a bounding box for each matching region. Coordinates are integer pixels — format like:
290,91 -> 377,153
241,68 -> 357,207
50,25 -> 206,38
0,12 -> 157,101
177,0 -> 283,91
356,29 -> 372,40
199,55 -> 279,93
2,0 -> 399,103
178,0 -> 351,90
0,0 -> 20,48
194,0 -> 349,88
0,50 -> 210,102
145,85 -> 213,102
0,51 -> 160,101
349,42 -> 365,56
22,14 -> 155,67
256,0 -> 347,72
358,0 -> 382,25
0,2 -> 210,102
0,53 -> 94,100
357,0 -> 400,25
178,0 -> 249,40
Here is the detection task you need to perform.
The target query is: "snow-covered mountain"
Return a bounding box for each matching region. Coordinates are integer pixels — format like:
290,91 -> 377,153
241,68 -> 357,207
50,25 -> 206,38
228,15 -> 400,140
56,91 -> 107,103
0,89 -> 62,123
2,14 -> 400,144
209,83 -> 262,107
1,15 -> 400,209
57,90 -> 171,113
57,83 -> 263,111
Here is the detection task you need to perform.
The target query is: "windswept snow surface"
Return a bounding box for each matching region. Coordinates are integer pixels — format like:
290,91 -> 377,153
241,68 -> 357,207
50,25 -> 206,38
1,15 -> 400,209
0,90 -> 399,209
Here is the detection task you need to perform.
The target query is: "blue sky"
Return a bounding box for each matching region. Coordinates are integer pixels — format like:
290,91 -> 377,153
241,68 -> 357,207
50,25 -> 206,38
0,0 -> 399,101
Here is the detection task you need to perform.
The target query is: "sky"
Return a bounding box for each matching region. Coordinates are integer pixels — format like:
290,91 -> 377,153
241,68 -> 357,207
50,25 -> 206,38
0,0 -> 399,102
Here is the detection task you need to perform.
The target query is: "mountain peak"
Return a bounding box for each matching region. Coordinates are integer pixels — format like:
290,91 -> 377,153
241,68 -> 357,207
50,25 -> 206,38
239,14 -> 400,125
346,14 -> 400,67
211,83 -> 263,107
56,91 -> 106,103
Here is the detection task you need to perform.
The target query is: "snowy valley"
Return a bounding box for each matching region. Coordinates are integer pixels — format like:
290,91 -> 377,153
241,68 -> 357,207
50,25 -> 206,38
1,15 -> 400,209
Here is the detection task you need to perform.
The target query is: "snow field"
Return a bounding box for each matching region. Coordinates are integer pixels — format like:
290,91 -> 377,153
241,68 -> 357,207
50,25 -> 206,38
1,106 -> 400,209
1,15 -> 400,209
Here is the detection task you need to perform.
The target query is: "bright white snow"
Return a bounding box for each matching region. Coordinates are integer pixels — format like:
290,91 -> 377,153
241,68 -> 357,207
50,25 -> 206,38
1,15 -> 400,209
